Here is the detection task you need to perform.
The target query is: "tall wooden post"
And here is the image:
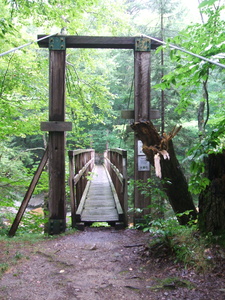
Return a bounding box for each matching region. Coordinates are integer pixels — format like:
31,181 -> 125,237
49,39 -> 66,234
41,37 -> 72,234
134,37 -> 151,222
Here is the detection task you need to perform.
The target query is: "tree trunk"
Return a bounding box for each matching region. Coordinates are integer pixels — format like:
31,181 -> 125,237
199,152 -> 225,233
131,121 -> 197,225
160,140 -> 197,224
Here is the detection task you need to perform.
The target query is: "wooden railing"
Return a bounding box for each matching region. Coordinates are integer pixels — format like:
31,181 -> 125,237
104,148 -> 128,226
68,149 -> 95,227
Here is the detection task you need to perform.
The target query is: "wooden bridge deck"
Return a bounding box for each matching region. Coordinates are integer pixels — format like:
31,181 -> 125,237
76,165 -> 123,224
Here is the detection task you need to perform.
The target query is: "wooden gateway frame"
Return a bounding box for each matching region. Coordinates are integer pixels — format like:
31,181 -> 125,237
36,35 -> 161,234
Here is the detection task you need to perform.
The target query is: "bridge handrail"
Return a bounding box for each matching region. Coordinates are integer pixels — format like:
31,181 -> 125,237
104,148 -> 128,226
68,149 -> 95,227
73,158 -> 94,184
69,149 -> 94,156
108,148 -> 127,157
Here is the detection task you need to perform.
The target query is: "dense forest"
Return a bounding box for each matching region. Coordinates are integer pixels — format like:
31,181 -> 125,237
0,0 -> 225,240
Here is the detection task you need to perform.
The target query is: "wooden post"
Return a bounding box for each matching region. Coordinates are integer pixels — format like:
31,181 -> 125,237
68,151 -> 76,228
121,150 -> 128,227
134,37 -> 151,223
47,40 -> 67,234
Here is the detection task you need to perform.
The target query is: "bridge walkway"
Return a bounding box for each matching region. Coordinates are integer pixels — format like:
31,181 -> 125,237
75,165 -> 124,227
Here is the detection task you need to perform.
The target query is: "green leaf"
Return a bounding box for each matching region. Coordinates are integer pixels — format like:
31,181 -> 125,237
198,0 -> 217,8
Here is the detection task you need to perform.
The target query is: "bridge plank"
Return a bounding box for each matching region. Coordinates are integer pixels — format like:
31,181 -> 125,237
76,165 -> 123,224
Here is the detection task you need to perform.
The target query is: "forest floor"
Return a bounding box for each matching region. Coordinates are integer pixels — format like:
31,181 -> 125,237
0,227 -> 225,300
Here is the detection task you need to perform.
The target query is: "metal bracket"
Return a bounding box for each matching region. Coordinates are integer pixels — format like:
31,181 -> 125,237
49,36 -> 66,50
48,219 -> 66,235
135,37 -> 151,52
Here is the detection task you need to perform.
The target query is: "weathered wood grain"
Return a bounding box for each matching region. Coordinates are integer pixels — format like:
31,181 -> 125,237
48,49 -> 67,234
134,50 -> 151,220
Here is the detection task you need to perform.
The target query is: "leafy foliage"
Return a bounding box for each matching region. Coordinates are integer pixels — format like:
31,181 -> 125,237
184,124 -> 225,194
154,6 -> 225,114
143,214 -> 214,271
153,4 -> 225,196
130,177 -> 168,224
199,0 -> 218,8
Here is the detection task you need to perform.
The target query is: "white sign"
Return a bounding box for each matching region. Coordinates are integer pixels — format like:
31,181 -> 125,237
138,156 -> 150,171
138,140 -> 144,155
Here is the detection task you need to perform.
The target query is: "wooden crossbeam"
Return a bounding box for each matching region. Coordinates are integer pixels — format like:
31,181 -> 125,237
37,35 -> 161,49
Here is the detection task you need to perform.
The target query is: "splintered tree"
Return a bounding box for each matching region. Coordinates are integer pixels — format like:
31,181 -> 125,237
131,121 -> 197,225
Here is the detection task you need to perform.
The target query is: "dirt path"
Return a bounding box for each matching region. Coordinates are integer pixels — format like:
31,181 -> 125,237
0,228 -> 225,300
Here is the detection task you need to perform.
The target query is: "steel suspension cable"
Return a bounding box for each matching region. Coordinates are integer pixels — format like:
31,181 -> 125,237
142,34 -> 225,69
0,33 -> 58,58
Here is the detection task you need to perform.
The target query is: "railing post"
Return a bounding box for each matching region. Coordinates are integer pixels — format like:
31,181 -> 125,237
115,152 -> 120,209
91,150 -> 95,171
68,151 -> 76,228
122,150 -> 128,226
75,154 -> 80,207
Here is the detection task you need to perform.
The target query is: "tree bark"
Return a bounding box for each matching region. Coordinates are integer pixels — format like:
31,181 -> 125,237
131,121 -> 197,225
199,152 -> 225,233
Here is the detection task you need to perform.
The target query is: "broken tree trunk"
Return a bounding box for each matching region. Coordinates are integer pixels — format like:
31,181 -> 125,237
131,121 -> 197,225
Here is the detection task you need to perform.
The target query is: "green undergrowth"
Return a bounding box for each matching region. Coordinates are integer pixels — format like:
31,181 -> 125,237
0,211 -> 47,236
135,214 -> 224,272
148,276 -> 196,291
210,230 -> 225,247
0,211 -> 78,237
90,222 -> 111,228
0,234 -> 42,279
